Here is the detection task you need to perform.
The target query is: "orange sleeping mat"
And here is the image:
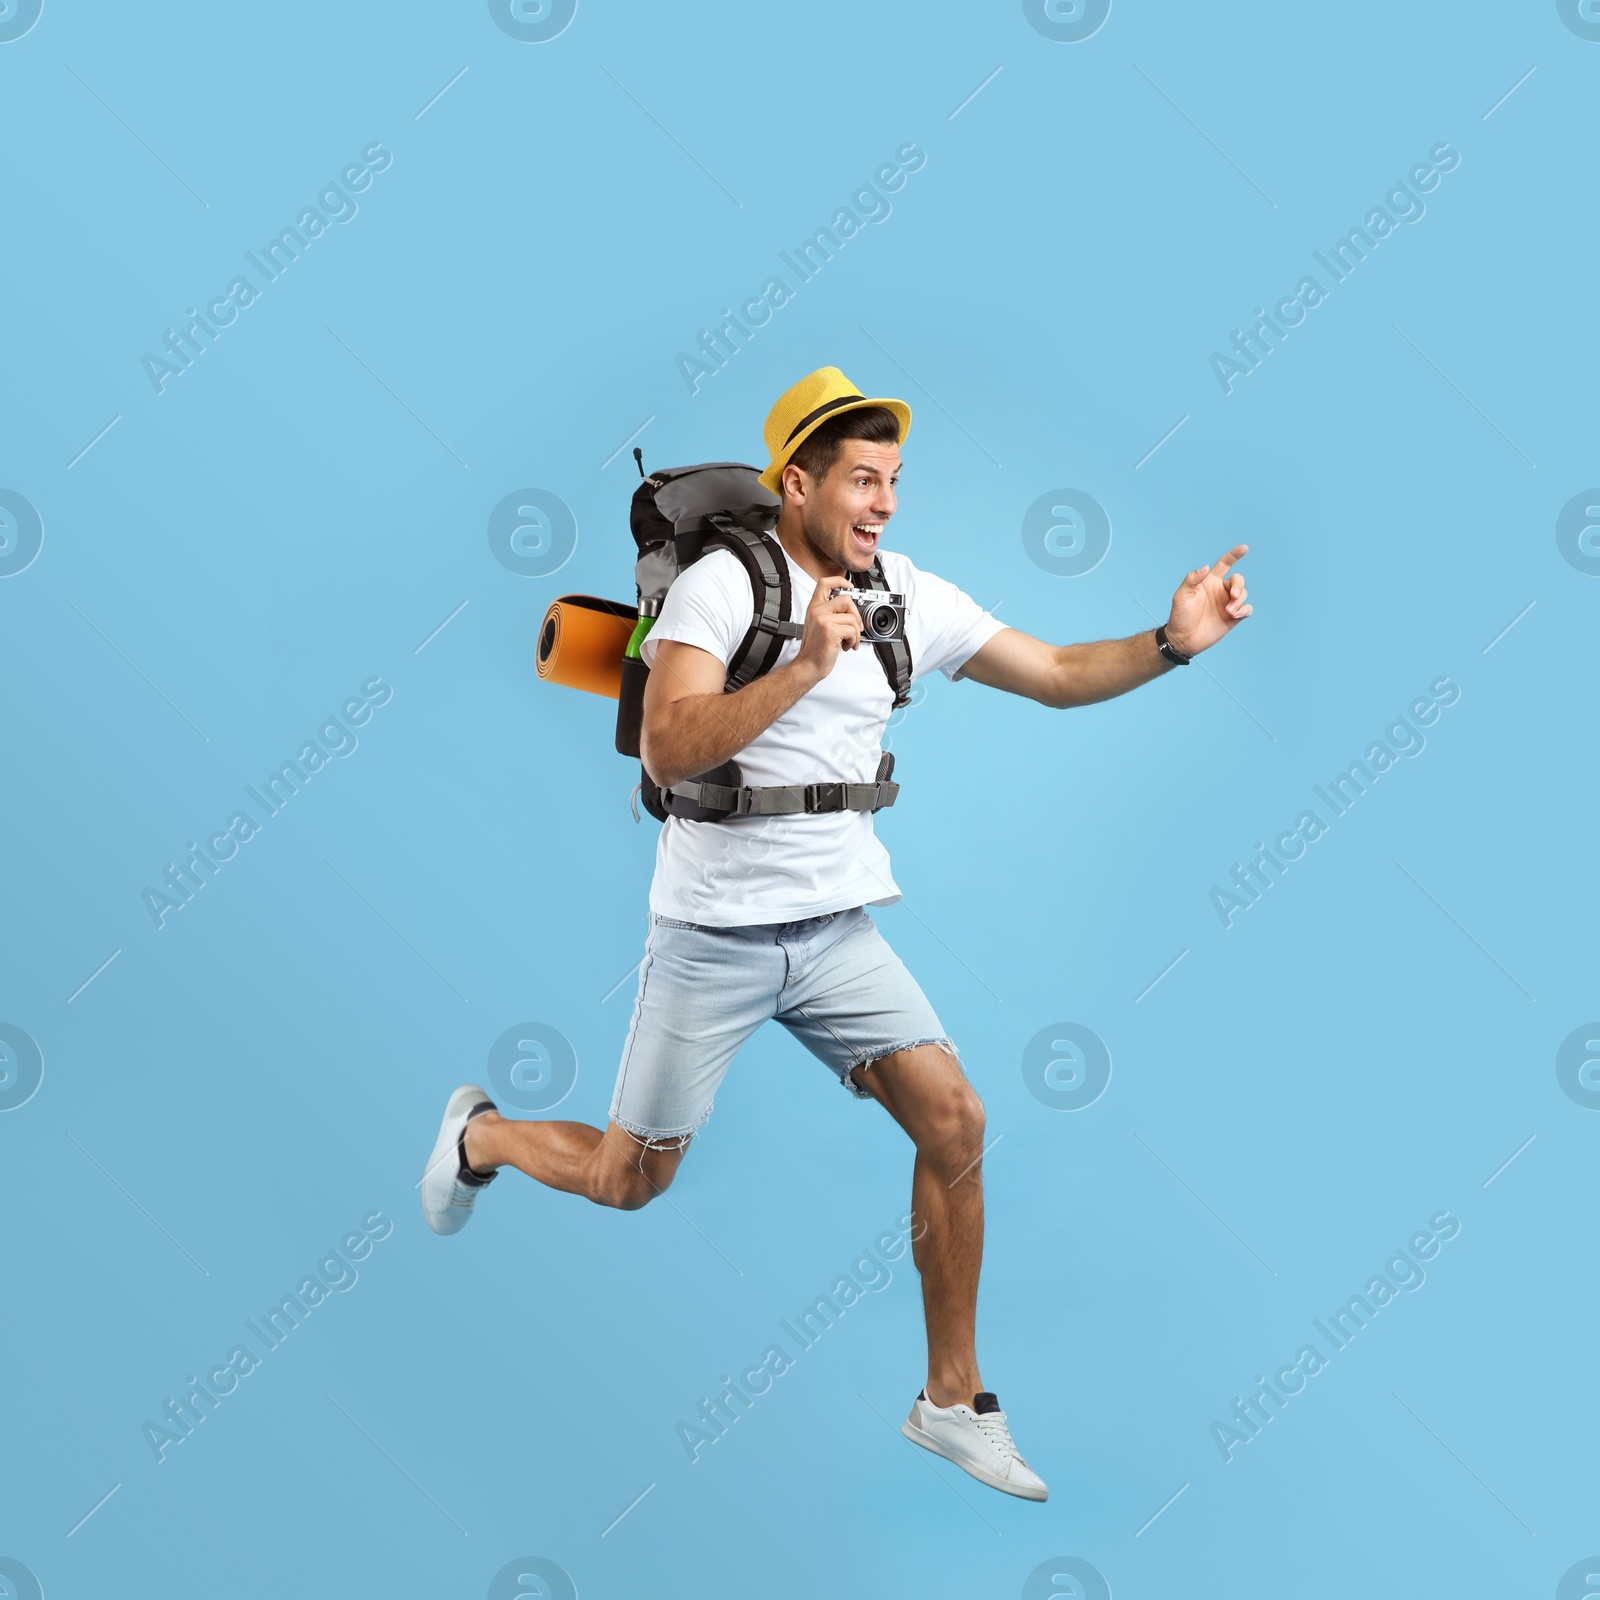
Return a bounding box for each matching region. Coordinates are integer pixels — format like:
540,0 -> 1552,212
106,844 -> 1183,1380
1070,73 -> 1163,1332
536,594 -> 637,699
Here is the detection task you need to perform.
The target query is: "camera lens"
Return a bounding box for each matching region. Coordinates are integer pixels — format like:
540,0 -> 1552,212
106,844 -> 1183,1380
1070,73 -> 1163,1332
868,604 -> 899,637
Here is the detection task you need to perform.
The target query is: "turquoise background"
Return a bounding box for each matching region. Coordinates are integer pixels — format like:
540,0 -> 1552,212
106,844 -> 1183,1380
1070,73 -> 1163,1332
2,1 -> 1596,1595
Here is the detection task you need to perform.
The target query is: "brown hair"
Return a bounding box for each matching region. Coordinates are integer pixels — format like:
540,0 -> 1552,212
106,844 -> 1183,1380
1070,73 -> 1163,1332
786,405 -> 901,486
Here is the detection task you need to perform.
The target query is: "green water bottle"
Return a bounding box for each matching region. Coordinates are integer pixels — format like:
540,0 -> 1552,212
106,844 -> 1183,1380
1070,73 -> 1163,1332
624,600 -> 659,659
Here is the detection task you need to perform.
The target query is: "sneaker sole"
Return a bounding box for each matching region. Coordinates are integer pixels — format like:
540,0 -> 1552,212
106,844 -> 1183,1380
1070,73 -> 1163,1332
900,1417 -> 1049,1502
421,1083 -> 495,1236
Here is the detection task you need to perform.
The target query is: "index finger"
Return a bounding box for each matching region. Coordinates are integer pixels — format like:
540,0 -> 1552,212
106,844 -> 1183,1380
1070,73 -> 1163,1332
1210,543 -> 1249,580
823,584 -> 861,617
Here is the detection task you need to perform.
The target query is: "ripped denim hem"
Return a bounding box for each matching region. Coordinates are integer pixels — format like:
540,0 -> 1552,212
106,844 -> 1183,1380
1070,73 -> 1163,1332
609,1103 -> 713,1152
842,1035 -> 963,1099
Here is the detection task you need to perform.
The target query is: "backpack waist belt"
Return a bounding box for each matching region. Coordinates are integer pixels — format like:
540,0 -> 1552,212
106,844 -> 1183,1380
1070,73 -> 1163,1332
666,776 -> 899,818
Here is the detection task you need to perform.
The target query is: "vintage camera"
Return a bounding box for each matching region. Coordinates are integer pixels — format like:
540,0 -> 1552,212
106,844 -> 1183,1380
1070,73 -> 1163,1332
829,586 -> 907,642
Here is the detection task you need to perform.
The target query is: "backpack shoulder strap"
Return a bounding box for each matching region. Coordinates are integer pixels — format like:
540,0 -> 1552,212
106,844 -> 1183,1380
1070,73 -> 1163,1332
851,557 -> 913,709
702,517 -> 803,692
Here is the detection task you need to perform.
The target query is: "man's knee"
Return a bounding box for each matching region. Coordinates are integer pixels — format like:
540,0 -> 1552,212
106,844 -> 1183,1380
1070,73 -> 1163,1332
596,1170 -> 656,1210
592,1128 -> 684,1210
922,1081 -> 986,1168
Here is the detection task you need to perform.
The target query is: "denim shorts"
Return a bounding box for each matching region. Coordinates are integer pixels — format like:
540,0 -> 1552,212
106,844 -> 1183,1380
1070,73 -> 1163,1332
608,905 -> 960,1148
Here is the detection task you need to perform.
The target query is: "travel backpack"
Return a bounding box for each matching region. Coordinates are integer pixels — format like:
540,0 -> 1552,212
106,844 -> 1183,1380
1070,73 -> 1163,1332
538,454 -> 911,823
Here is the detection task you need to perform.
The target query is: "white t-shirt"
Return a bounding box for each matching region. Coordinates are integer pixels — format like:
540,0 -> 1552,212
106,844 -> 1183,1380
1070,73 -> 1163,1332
641,542 -> 1006,926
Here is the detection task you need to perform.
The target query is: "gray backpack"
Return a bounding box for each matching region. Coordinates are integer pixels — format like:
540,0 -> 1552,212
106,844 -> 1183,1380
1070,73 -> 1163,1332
619,452 -> 908,823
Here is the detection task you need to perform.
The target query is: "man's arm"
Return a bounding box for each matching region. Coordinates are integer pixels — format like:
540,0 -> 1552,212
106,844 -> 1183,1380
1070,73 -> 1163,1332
959,543 -> 1252,709
639,576 -> 864,790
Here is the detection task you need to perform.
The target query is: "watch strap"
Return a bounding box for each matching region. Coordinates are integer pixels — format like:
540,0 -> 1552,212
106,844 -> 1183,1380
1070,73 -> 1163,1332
1155,624 -> 1192,666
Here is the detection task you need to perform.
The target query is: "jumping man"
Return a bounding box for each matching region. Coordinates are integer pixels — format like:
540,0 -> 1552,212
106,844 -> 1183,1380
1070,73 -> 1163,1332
421,366 -> 1251,1502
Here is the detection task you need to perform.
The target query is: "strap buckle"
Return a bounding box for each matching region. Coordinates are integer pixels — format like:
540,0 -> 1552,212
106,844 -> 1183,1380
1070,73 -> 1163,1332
752,617 -> 804,639
803,781 -> 845,813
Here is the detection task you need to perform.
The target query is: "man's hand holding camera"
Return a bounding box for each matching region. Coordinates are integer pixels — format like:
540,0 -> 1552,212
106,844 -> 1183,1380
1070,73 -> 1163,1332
793,575 -> 865,684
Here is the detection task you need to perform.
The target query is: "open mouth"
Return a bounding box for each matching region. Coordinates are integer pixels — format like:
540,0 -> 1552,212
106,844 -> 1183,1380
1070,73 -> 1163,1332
851,522 -> 884,554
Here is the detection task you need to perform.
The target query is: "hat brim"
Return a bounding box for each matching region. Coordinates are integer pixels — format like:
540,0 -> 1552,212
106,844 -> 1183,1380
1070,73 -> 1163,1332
759,396 -> 911,495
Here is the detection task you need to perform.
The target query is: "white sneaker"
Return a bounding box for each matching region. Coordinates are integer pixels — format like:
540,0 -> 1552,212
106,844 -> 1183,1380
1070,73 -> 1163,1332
421,1084 -> 499,1235
900,1389 -> 1049,1501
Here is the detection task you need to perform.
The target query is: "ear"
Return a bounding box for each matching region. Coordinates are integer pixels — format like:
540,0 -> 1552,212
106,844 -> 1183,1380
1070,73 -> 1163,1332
781,461 -> 809,505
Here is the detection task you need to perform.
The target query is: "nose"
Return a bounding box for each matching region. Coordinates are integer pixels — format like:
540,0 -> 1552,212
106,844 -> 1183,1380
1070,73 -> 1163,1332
872,484 -> 896,520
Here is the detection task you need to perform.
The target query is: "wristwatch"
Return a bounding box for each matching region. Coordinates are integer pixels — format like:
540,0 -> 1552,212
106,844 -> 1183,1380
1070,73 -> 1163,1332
1155,624 -> 1192,667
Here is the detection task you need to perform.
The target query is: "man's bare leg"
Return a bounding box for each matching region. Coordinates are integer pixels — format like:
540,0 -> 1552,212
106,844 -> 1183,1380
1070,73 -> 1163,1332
849,1042 -> 986,1408
462,1113 -> 688,1212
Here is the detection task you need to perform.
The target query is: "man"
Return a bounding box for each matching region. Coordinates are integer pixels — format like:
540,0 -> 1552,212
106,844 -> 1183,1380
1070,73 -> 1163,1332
421,366 -> 1251,1503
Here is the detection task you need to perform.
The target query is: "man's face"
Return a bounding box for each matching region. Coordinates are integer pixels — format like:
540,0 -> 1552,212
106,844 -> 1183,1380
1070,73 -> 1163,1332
785,440 -> 900,574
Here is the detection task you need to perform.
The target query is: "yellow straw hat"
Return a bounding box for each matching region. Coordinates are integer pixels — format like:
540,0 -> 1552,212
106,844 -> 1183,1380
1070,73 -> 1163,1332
758,366 -> 911,495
